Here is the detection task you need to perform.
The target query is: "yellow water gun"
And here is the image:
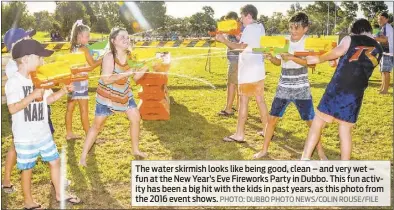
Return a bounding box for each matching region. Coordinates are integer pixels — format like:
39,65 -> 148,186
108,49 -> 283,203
55,52 -> 94,74
208,19 -> 241,36
294,38 -> 337,72
31,61 -> 88,89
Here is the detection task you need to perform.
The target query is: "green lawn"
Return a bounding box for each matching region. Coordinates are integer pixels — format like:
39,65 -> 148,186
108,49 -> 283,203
1,48 -> 393,209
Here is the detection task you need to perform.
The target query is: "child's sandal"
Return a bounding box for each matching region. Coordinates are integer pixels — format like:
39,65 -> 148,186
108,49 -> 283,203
1,184 -> 15,194
23,204 -> 42,210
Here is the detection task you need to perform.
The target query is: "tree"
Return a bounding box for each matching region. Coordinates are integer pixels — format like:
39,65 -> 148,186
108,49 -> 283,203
303,2 -> 343,36
54,2 -> 90,39
34,11 -> 55,32
287,3 -> 303,17
136,2 -> 166,30
1,2 -> 35,34
335,2 -> 358,33
93,16 -> 110,34
263,12 -> 287,35
90,2 -> 126,31
189,6 -> 216,37
360,1 -> 388,21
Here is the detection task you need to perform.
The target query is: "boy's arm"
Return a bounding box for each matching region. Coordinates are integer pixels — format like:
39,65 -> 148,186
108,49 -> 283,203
7,88 -> 43,115
281,53 -> 308,66
375,36 -> 388,44
307,36 -> 351,64
216,34 -> 248,51
264,53 -> 281,66
46,85 -> 72,105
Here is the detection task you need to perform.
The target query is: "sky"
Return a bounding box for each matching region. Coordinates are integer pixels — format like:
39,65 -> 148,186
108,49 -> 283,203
25,1 -> 393,19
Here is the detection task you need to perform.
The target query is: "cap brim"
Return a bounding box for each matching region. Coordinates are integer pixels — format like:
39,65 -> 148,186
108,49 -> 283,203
26,29 -> 36,37
37,49 -> 54,57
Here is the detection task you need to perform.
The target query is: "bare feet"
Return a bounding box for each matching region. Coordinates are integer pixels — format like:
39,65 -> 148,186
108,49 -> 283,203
133,151 -> 148,158
319,154 -> 328,160
257,130 -> 265,137
253,151 -> 268,159
66,133 -> 80,141
79,158 -> 87,167
379,91 -> 389,95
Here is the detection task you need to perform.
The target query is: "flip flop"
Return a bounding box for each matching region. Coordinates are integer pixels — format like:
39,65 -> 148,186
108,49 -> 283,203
60,195 -> 82,205
23,204 -> 42,210
1,184 -> 15,193
218,110 -> 234,116
232,107 -> 237,112
223,136 -> 245,143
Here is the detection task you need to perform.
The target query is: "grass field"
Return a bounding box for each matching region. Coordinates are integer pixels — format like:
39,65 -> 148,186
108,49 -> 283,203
1,47 -> 393,209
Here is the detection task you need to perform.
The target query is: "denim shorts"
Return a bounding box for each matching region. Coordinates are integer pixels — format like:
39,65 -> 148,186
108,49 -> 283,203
380,55 -> 394,72
95,98 -> 138,116
270,97 -> 315,121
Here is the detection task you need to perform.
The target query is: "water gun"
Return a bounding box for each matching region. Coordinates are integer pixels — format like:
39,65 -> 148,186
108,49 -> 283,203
252,36 -> 289,55
55,52 -> 95,74
32,52 -> 93,89
31,61 -> 88,89
294,38 -> 337,73
208,19 -> 241,36
127,51 -> 171,72
87,40 -> 108,60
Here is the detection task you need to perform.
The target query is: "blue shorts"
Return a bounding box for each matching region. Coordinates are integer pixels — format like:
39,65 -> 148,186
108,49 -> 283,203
14,135 -> 59,170
270,97 -> 315,121
380,55 -> 393,72
95,98 -> 138,116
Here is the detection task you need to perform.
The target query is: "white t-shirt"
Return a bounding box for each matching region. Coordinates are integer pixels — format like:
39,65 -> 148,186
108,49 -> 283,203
382,23 -> 393,56
5,72 -> 53,143
238,23 -> 266,84
5,59 -> 18,78
278,35 -> 307,69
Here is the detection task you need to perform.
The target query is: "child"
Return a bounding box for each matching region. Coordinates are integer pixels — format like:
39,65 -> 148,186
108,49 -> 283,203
5,39 -> 81,209
66,20 -> 102,140
216,4 -> 269,142
79,28 -> 148,166
2,28 -> 57,194
218,11 -> 241,117
375,12 -> 393,94
253,12 -> 327,160
301,19 -> 383,160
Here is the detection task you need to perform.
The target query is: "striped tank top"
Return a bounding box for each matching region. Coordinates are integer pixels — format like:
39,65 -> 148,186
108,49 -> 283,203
96,60 -> 133,112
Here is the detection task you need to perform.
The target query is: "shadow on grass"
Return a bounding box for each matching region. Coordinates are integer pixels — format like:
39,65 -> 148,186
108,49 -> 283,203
247,115 -> 341,160
143,97 -> 250,160
65,142 -> 124,208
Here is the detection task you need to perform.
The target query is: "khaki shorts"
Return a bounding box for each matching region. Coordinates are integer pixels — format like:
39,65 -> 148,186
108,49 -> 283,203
238,79 -> 265,97
315,110 -> 354,127
227,62 -> 238,85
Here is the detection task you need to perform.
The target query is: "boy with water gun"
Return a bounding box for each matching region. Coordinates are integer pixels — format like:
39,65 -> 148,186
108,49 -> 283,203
253,12 -> 327,160
5,39 -> 81,209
